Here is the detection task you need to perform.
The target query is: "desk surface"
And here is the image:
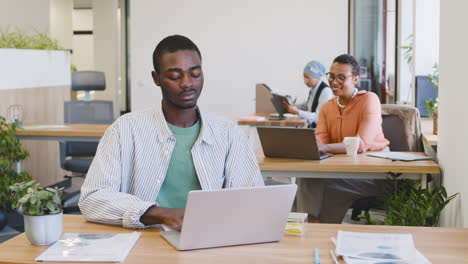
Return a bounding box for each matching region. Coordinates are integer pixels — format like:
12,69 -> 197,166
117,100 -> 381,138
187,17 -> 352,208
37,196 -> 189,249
0,215 -> 467,264
258,152 -> 440,174
421,117 -> 438,146
238,113 -> 307,127
15,124 -> 109,138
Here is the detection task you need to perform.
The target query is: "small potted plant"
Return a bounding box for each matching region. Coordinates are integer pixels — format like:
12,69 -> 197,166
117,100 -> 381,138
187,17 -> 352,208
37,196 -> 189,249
9,181 -> 63,245
425,98 -> 439,135
427,63 -> 439,135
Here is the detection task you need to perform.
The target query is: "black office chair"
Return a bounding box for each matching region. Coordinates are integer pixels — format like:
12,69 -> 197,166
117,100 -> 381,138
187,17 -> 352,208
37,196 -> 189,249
59,71 -> 114,212
350,104 -> 423,221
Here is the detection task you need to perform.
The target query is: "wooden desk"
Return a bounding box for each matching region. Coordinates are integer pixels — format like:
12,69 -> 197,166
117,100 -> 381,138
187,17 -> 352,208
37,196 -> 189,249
0,215 -> 467,264
12,124 -> 109,186
238,115 -> 307,127
16,124 -> 109,142
238,114 -> 308,147
258,152 -> 440,185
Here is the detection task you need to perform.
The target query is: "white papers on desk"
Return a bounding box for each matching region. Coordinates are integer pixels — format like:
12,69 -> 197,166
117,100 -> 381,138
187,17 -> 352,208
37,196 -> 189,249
21,125 -> 69,130
336,231 -> 430,264
367,152 -> 433,161
287,212 -> 307,222
35,232 -> 141,262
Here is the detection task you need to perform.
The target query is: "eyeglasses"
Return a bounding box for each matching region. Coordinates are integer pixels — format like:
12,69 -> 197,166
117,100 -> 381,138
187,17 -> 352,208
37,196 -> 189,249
326,72 -> 354,84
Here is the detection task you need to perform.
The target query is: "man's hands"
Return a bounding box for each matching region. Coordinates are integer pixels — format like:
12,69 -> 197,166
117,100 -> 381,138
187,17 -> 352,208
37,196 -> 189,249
282,102 -> 299,115
140,206 -> 185,229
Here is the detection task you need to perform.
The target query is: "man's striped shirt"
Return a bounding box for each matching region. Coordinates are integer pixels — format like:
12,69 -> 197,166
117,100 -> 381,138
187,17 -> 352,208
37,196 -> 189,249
78,106 -> 264,229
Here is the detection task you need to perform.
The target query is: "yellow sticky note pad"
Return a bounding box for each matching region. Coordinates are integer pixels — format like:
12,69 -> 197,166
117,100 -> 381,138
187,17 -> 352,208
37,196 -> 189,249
284,222 -> 304,236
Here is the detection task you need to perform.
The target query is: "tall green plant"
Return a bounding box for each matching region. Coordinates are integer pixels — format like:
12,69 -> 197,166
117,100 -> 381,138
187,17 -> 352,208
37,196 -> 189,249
400,34 -> 414,66
383,187 -> 456,226
428,63 -> 439,88
0,28 -> 65,50
0,116 -> 31,210
361,174 -> 458,226
0,27 -> 77,72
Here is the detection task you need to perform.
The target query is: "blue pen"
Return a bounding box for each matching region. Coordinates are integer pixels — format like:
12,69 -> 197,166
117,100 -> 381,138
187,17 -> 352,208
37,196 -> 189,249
314,248 -> 320,264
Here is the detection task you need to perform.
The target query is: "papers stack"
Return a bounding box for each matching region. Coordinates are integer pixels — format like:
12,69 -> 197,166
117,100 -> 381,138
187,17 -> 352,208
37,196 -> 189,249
35,232 -> 141,262
287,212 -> 308,222
284,212 -> 308,236
332,231 -> 431,264
238,116 -> 266,122
367,152 -> 433,161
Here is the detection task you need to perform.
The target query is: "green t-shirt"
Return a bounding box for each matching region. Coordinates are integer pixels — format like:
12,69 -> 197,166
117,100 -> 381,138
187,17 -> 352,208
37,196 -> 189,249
156,121 -> 202,208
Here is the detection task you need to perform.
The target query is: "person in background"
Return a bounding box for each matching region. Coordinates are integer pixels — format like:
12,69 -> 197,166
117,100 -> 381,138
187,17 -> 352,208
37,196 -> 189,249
297,54 -> 390,223
79,35 -> 263,229
283,60 -> 334,127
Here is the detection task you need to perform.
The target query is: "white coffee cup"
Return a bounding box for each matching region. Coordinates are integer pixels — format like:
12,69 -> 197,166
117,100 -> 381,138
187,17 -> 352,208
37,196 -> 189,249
343,137 -> 360,157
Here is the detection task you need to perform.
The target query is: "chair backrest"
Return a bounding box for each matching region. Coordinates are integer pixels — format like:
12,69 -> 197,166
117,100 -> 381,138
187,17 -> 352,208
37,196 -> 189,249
64,101 -> 114,124
60,71 -> 113,172
72,71 -> 106,91
62,101 -> 114,158
381,104 -> 423,152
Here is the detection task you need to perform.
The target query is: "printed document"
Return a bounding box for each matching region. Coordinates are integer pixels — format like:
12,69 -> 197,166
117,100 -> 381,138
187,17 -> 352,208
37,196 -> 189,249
35,232 -> 141,262
336,231 -> 430,264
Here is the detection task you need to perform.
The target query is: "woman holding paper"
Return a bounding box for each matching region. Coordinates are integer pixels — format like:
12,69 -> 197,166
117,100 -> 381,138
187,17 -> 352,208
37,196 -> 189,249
297,54 -> 389,223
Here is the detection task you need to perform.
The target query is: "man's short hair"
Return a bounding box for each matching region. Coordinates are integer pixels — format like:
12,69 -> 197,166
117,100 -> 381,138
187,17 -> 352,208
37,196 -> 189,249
333,54 -> 360,76
152,35 -> 202,73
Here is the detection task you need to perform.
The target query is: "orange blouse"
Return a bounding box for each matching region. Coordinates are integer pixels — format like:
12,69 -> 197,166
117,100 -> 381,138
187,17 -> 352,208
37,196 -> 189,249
316,91 -> 389,153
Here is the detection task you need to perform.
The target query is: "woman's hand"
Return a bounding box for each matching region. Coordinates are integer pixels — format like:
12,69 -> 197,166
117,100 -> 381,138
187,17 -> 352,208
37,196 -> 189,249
317,143 -> 329,154
283,102 -> 299,115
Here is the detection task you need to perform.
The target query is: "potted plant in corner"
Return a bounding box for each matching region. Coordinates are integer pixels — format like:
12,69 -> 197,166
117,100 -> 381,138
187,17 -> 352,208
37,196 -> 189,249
426,63 -> 439,135
359,175 -> 458,226
0,116 -> 31,231
9,181 -> 63,245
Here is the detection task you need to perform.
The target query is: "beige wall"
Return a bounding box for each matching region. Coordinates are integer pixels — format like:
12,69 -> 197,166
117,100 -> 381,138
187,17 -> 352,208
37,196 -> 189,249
439,0 -> 468,227
0,0 -> 49,32
92,0 -> 120,117
129,0 -> 349,120
49,0 -> 73,50
72,9 -> 94,71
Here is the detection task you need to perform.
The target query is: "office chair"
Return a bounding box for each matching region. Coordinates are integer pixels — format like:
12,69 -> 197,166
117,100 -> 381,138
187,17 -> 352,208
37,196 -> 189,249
350,104 -> 423,221
59,71 -> 114,212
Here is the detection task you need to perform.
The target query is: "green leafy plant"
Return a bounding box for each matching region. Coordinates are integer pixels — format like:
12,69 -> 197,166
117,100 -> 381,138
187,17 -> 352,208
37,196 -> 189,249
428,63 -> 439,88
360,174 -> 458,226
400,34 -> 414,65
0,116 -> 31,210
9,181 -> 62,215
383,186 -> 456,226
425,97 -> 438,117
0,27 -> 76,71
425,63 -> 440,117
0,28 -> 64,50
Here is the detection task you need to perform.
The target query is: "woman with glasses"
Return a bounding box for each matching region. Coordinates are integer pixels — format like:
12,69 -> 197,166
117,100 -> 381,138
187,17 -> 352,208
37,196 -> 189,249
297,54 -> 389,223
283,60 -> 334,127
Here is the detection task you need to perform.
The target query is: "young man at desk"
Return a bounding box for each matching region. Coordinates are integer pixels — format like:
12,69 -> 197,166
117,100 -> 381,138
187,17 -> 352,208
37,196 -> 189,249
79,35 -> 263,229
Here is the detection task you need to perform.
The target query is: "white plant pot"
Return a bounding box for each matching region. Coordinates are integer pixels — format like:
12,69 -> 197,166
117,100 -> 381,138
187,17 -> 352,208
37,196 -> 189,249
23,213 -> 63,245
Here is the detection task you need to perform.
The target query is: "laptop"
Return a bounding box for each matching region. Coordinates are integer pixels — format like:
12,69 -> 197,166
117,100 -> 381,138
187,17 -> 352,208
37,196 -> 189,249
257,127 -> 332,160
160,184 -> 297,251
